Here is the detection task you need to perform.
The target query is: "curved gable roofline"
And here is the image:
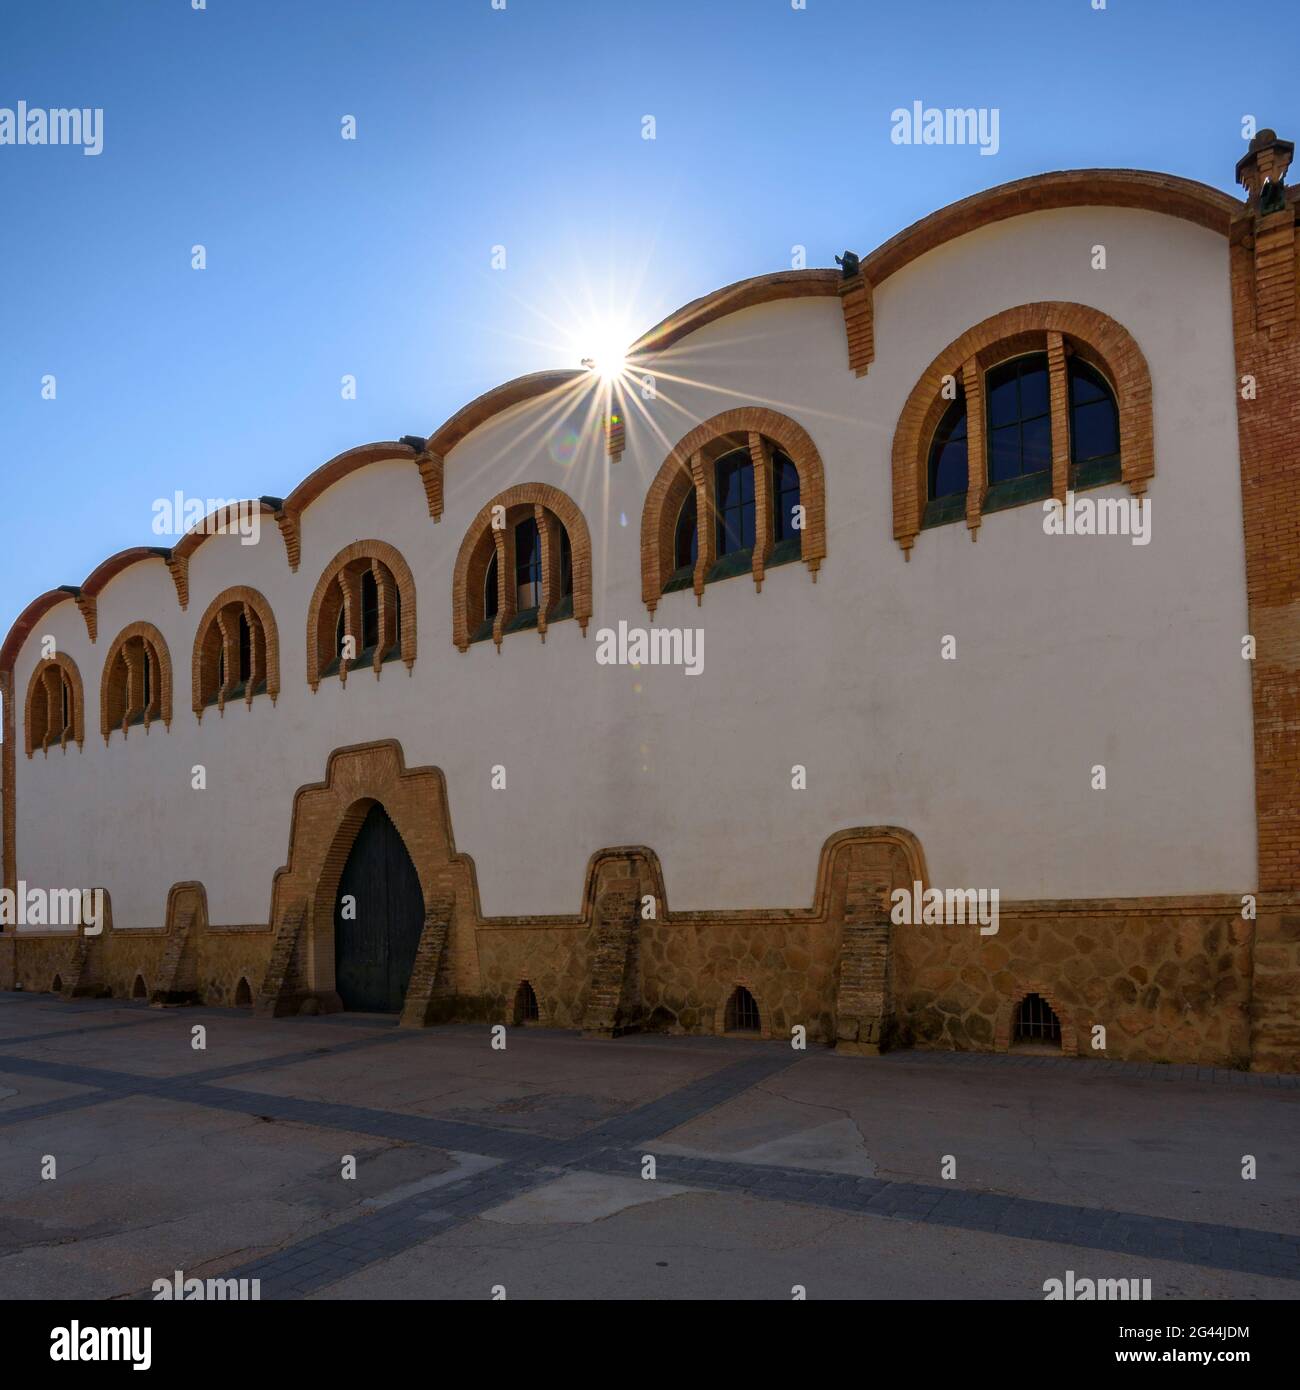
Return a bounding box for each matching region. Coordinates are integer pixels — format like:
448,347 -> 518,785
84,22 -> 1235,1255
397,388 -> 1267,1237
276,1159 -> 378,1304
82,546 -> 173,597
427,371 -> 586,459
0,167 -> 1242,675
860,168 -> 1237,285
281,441 -> 419,516
0,589 -> 79,673
171,500 -> 279,563
629,269 -> 842,358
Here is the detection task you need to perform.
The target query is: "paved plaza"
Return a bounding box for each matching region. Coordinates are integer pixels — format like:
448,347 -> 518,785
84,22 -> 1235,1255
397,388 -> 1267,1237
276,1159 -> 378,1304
0,992 -> 1297,1300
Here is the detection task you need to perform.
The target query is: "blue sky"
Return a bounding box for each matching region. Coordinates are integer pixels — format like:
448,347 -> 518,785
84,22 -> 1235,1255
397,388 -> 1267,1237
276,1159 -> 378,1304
0,0 -> 1295,631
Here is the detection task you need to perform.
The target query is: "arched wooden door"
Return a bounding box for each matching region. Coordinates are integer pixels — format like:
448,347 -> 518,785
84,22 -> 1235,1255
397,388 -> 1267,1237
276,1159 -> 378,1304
333,803 -> 425,1013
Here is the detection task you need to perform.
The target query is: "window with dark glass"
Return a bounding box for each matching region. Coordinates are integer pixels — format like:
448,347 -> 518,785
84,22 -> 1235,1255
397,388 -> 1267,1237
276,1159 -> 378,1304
559,525 -> 573,599
61,676 -> 71,734
142,646 -> 152,711
238,611 -> 252,684
514,518 -> 542,611
1068,358 -> 1120,484
714,450 -> 755,556
360,570 -> 379,651
986,353 -> 1051,485
929,391 -> 969,500
772,451 -> 801,542
484,550 -> 499,621
674,491 -> 698,570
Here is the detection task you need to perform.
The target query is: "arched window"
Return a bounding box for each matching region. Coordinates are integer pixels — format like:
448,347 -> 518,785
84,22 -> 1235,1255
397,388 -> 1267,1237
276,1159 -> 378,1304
925,388 -> 969,527
1068,357 -> 1120,487
483,551 -> 499,624
674,492 -> 698,570
24,654 -> 85,758
453,485 -> 592,651
986,352 -> 1051,489
306,542 -> 416,689
894,303 -> 1151,551
1014,992 -> 1061,1047
513,980 -> 540,1025
514,517 -> 543,612
193,588 -> 279,718
558,525 -> 573,601
642,409 -> 826,613
715,449 -> 756,559
101,623 -> 172,742
771,449 -> 802,560
724,985 -> 761,1035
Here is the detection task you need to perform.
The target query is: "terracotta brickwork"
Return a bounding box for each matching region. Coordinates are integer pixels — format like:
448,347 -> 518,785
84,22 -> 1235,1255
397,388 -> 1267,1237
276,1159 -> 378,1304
2,669 -> 14,899
305,540 -> 417,691
641,407 -> 827,615
23,653 -> 85,758
1229,135 -> 1300,1073
192,586 -> 281,718
99,622 -> 173,742
891,302 -> 1153,555
451,483 -> 592,651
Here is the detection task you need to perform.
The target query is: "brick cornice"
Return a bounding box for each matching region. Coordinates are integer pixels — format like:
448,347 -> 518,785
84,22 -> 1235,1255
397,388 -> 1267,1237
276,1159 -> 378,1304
862,169 -> 1236,287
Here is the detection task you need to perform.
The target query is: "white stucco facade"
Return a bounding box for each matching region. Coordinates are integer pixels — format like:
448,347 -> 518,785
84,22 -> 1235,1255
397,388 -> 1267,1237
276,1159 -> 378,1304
8,203 -> 1256,926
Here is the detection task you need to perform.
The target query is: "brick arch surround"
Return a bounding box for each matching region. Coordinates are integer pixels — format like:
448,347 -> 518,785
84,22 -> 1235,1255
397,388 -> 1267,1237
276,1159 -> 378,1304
994,984 -> 1079,1056
891,302 -> 1153,555
641,407 -> 827,615
24,652 -> 86,757
99,621 -> 173,742
451,482 -> 593,651
264,741 -> 479,1013
191,585 -> 281,718
305,540 -> 417,691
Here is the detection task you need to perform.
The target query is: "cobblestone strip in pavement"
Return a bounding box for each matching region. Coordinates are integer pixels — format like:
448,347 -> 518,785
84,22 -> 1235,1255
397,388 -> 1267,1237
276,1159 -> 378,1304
0,1012 -> 179,1050
214,1051 -> 802,1299
5,1001 -> 1297,1297
0,1024 -> 421,1130
581,1150 -> 1300,1283
883,1049 -> 1300,1089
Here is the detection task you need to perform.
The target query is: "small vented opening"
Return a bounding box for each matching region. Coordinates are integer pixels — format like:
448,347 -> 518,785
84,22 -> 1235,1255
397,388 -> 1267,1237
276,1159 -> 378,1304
132,974 -> 147,1000
234,977 -> 253,1008
51,974 -> 63,994
724,986 -> 761,1035
1013,992 -> 1061,1047
513,980 -> 539,1025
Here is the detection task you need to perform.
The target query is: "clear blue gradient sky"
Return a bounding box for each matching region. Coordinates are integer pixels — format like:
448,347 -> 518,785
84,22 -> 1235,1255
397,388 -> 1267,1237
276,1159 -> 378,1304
1,0 -> 1296,635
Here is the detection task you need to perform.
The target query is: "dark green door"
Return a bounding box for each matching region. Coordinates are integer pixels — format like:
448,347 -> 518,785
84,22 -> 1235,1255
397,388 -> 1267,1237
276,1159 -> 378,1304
333,804 -> 424,1013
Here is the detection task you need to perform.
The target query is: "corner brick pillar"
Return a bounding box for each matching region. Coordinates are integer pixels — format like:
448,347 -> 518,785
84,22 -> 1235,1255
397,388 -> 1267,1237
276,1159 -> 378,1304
1231,130 -> 1300,1071
581,866 -> 644,1038
833,871 -> 894,1055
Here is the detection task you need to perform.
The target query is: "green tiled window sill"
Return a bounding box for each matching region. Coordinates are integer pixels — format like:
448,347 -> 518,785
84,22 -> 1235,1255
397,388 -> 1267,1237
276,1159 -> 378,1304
983,472 -> 1053,515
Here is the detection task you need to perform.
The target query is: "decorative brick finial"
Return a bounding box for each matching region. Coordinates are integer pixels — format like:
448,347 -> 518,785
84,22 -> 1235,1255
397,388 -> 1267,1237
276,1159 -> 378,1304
1236,128 -> 1294,210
